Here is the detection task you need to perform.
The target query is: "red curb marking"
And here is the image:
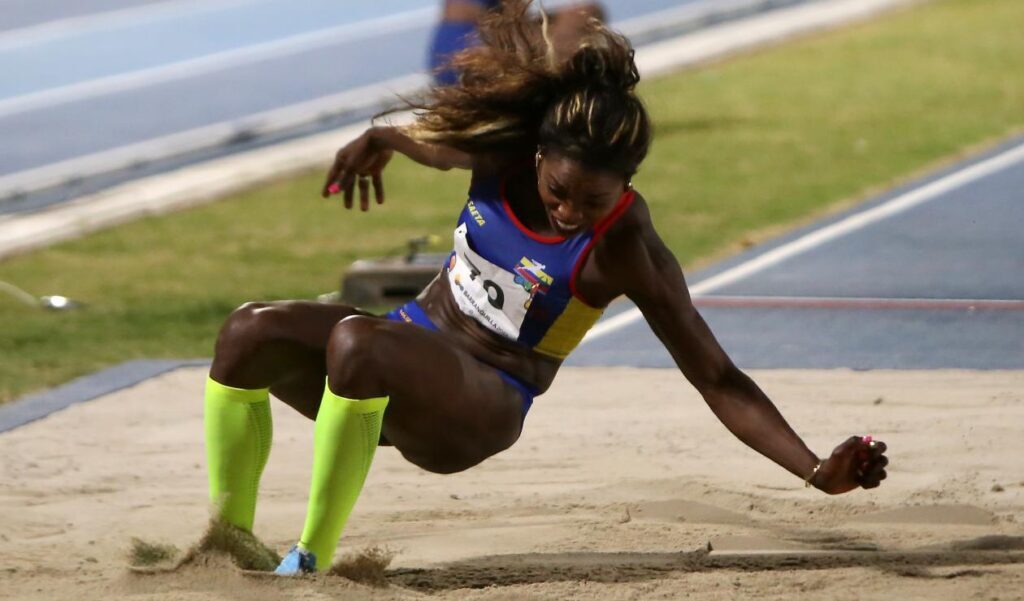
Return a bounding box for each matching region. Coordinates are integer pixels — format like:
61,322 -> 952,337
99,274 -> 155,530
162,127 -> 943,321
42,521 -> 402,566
691,296 -> 1024,311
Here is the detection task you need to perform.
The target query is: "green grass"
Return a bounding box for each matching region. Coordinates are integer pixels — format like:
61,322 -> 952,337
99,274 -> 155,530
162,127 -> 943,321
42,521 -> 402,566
1,0 -> 1022,403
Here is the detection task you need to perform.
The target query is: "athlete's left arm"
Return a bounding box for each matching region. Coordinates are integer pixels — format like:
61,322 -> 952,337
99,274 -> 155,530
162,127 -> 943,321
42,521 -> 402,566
597,198 -> 887,494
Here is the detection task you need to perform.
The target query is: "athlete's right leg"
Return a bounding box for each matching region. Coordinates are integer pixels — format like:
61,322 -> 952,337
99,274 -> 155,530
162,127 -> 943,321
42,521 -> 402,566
205,301 -> 371,531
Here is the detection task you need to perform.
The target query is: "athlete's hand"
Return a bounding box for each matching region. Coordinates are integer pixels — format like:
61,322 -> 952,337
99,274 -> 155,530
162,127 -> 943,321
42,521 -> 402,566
322,128 -> 394,210
811,436 -> 888,495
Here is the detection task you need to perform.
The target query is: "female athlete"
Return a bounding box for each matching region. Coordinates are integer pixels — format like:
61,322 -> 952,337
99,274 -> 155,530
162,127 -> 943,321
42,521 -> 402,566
203,0 -> 889,575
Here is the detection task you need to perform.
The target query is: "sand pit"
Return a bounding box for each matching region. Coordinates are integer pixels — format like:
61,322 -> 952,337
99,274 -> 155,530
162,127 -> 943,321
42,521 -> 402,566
1,367 -> 1022,600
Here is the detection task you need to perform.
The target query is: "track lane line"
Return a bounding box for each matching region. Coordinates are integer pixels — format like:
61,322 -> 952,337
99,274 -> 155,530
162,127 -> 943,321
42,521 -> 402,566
0,0 -> 264,50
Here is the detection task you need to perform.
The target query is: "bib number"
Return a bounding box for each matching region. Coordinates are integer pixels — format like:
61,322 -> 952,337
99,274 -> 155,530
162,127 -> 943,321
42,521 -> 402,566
447,223 -> 530,339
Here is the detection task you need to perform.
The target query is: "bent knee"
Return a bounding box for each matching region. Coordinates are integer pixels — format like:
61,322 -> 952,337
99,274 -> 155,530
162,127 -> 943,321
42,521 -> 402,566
213,301 -> 299,376
325,315 -> 390,396
326,315 -> 384,365
215,302 -> 284,351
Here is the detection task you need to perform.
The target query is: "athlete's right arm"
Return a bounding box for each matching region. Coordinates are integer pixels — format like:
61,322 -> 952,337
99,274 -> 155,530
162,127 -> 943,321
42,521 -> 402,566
324,125 -> 487,209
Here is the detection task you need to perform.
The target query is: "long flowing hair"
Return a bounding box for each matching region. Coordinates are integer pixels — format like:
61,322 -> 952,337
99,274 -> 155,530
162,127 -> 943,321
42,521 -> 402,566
390,0 -> 651,176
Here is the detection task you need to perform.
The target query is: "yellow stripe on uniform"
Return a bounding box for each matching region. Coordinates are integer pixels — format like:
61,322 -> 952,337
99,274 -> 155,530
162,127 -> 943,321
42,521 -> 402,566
535,297 -> 604,359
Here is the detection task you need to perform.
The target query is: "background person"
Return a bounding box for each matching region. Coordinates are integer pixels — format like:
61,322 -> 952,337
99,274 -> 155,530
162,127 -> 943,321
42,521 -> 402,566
429,0 -> 503,86
429,0 -> 606,84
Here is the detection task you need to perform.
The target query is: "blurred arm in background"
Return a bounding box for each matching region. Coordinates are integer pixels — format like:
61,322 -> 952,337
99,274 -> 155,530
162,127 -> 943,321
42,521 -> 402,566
428,0 -> 607,86
429,0 -> 503,86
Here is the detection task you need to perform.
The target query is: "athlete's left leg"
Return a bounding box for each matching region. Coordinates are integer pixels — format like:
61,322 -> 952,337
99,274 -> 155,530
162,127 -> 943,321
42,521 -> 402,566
281,315 -> 527,572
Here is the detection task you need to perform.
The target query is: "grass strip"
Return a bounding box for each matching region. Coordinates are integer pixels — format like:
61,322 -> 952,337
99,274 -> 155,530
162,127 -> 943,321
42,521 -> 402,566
1,0 -> 1022,403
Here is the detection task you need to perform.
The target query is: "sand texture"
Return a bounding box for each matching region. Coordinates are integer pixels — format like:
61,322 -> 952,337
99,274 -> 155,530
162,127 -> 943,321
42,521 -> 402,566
1,367 -> 1022,600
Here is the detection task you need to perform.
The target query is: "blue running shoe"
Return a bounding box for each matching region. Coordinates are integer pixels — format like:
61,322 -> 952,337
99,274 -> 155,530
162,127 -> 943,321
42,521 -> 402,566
274,545 -> 317,575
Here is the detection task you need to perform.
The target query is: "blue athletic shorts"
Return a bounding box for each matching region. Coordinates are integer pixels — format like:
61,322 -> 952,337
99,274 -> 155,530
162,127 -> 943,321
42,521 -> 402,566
384,300 -> 536,415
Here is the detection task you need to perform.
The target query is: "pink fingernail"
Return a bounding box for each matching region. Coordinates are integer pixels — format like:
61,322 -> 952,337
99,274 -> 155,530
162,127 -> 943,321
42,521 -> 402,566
328,183 -> 341,194
862,435 -> 873,444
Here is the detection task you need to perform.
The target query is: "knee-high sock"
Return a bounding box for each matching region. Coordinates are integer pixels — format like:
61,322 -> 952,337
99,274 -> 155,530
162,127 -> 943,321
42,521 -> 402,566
299,381 -> 388,569
204,376 -> 272,532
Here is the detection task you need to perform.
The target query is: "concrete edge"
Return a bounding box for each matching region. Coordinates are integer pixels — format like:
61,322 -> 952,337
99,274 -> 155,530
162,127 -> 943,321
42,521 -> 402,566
0,74 -> 429,202
0,118 -> 369,259
0,359 -> 210,434
0,0 -> 915,261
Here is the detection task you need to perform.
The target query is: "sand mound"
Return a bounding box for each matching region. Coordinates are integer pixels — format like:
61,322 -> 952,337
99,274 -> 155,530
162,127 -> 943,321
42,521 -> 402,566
127,537 -> 179,567
330,546 -> 397,587
128,519 -> 281,574
128,522 -> 409,597
180,519 -> 281,572
3,367 -> 1024,600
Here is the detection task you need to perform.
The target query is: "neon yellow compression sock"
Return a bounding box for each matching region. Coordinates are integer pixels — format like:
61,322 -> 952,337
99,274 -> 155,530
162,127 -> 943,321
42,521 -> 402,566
204,376 -> 273,532
298,380 -> 388,570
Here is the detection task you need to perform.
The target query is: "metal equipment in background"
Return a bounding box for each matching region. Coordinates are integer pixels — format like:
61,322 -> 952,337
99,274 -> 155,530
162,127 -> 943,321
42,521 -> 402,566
0,280 -> 81,311
335,235 -> 447,307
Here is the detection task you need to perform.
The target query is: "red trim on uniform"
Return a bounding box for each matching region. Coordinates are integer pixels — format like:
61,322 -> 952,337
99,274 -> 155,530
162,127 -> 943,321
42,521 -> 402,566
499,177 -> 567,244
569,189 -> 637,308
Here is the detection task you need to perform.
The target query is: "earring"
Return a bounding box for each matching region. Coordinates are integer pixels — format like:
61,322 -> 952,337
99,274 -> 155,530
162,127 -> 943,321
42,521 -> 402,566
535,148 -> 543,170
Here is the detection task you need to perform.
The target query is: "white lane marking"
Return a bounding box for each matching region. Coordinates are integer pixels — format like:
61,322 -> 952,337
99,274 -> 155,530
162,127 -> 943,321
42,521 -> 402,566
0,0 -> 264,51
0,73 -> 428,198
0,6 -> 434,118
617,0 -> 778,38
581,141 -> 1024,343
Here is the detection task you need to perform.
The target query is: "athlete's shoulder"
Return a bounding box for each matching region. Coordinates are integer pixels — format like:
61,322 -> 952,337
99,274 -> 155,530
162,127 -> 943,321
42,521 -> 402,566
593,189 -> 671,272
590,189 -> 679,303
602,189 -> 655,242
574,189 -> 662,305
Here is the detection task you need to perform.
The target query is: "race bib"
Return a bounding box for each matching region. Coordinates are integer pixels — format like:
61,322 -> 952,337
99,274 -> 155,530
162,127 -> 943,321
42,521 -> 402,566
447,223 -> 532,339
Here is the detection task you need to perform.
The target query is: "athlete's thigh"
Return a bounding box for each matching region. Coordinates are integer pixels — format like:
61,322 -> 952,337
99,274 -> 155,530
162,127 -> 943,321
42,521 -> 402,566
252,301 -> 375,419
259,300 -> 375,350
370,321 -> 526,467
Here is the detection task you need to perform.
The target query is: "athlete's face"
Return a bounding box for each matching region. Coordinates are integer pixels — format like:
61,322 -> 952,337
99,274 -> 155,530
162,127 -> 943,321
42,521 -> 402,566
536,152 -> 629,236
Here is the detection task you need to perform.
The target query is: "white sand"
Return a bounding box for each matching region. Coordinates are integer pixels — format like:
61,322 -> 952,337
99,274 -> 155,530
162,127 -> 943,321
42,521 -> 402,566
1,367 -> 1022,600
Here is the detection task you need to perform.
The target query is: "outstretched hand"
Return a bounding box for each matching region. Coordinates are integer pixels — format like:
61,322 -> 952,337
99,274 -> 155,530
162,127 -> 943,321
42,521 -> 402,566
812,436 -> 888,495
322,129 -> 394,210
